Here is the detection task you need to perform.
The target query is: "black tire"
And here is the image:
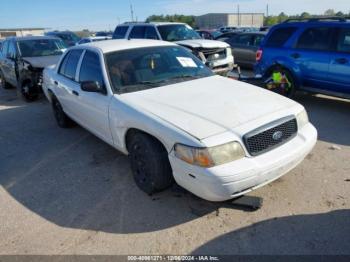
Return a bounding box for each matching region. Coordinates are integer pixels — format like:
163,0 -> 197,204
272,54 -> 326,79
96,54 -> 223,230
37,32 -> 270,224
0,70 -> 13,89
52,97 -> 74,128
18,81 -> 39,102
128,133 -> 174,195
266,67 -> 297,99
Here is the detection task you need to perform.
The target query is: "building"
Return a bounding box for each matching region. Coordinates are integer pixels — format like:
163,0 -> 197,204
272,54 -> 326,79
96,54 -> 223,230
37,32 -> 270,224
195,13 -> 264,29
0,28 -> 45,39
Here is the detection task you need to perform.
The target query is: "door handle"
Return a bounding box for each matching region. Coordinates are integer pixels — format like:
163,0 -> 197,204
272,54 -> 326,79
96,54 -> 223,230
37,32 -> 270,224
72,90 -> 79,96
335,58 -> 348,64
54,81 -> 58,85
291,53 -> 300,59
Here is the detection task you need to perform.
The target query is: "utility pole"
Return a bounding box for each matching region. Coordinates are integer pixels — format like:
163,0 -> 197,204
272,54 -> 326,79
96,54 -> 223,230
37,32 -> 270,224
238,4 -> 240,27
266,4 -> 269,17
130,3 -> 134,22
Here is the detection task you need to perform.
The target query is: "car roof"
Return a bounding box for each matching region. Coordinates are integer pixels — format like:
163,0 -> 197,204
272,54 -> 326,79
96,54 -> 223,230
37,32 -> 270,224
150,22 -> 185,26
71,39 -> 177,54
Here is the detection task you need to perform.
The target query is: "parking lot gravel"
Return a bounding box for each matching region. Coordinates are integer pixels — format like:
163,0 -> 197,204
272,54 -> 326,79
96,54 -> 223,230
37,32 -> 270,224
0,86 -> 349,255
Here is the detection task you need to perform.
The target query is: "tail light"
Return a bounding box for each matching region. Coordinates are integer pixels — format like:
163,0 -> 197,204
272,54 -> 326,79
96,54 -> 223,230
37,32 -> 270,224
256,49 -> 263,62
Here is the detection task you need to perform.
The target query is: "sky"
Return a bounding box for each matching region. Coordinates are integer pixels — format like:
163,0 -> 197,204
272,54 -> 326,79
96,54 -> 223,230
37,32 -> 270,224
0,0 -> 349,31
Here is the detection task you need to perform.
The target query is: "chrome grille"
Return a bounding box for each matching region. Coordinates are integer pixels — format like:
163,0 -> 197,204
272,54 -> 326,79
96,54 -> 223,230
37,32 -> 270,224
243,116 -> 298,156
197,48 -> 227,62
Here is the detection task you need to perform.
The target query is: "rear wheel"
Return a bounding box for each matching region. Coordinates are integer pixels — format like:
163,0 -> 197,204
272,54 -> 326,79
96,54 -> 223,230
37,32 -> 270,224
0,70 -> 13,89
52,97 -> 74,128
128,133 -> 174,195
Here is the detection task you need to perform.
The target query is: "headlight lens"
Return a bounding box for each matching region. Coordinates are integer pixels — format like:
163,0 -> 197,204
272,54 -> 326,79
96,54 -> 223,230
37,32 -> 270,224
174,142 -> 245,168
296,109 -> 309,129
226,47 -> 232,56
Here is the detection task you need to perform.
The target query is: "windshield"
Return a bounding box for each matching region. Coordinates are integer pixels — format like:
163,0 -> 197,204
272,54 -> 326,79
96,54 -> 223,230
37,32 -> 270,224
57,33 -> 80,42
157,24 -> 201,42
106,46 -> 213,94
18,39 -> 66,57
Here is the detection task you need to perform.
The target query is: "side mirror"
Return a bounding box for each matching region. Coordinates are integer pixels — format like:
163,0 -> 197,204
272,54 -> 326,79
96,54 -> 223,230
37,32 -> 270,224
81,81 -> 106,94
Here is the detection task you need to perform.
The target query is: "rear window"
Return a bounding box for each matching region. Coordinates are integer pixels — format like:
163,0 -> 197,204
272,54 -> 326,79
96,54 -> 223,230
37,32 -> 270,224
265,27 -> 297,47
296,27 -> 332,51
113,26 -> 128,39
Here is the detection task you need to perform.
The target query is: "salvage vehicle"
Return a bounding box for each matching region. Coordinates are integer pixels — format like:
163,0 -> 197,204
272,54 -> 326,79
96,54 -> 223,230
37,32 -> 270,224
77,36 -> 112,45
254,17 -> 350,98
112,22 -> 234,75
0,36 -> 66,101
43,39 -> 317,202
46,31 -> 80,47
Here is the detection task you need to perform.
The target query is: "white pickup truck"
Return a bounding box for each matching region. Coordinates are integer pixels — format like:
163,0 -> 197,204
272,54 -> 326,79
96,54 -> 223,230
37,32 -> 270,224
43,39 -> 317,202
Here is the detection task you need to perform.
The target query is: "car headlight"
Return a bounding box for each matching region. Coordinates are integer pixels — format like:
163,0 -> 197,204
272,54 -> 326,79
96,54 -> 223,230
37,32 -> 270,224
174,142 -> 245,168
226,47 -> 232,56
296,109 -> 309,129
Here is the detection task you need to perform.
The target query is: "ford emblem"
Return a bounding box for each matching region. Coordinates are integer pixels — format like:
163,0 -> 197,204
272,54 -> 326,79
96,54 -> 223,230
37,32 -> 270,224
272,131 -> 283,141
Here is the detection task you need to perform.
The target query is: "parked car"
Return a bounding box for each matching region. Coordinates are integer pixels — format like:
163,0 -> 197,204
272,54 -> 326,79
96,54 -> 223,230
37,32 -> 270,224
219,26 -> 237,33
225,32 -> 266,68
46,31 -> 80,47
112,22 -> 234,75
215,31 -> 239,41
0,36 -> 66,101
95,31 -> 113,37
77,36 -> 112,45
255,17 -> 350,98
43,39 -> 317,202
196,30 -> 221,40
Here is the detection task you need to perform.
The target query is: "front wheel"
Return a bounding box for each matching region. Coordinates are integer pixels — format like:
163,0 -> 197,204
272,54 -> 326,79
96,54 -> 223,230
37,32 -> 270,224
128,133 -> 174,195
18,82 -> 39,102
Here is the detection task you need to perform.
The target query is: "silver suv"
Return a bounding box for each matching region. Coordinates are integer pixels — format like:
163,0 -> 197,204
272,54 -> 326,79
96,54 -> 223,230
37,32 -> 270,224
113,22 -> 234,75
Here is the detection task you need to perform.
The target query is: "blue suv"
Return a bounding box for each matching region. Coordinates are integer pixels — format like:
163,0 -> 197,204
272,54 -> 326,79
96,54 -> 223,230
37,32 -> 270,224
255,17 -> 350,98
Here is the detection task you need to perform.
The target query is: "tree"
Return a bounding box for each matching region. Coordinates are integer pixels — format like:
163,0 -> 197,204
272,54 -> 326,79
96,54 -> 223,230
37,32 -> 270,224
146,14 -> 196,27
300,12 -> 311,18
336,11 -> 344,17
324,9 -> 335,16
277,12 -> 288,23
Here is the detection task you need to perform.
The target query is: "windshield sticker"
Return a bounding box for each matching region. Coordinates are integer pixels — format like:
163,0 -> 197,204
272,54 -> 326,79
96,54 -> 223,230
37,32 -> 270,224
176,57 -> 198,68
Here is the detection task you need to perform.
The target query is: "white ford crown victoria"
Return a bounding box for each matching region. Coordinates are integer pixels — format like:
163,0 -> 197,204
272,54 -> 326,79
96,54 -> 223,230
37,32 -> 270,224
43,39 -> 317,202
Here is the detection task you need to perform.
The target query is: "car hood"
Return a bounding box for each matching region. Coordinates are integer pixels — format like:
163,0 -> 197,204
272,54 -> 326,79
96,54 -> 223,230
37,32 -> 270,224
121,76 -> 297,140
22,55 -> 62,69
175,39 -> 229,49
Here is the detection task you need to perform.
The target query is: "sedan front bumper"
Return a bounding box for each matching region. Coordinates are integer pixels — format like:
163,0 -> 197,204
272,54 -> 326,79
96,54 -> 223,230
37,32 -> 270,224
169,123 -> 317,202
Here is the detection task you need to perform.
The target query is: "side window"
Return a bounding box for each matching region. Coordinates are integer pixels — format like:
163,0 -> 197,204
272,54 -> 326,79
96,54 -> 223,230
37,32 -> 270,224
59,52 -> 71,76
145,27 -> 159,40
296,27 -> 332,51
253,35 -> 265,47
129,26 -> 146,39
113,26 -> 128,39
59,50 -> 83,80
79,51 -> 104,88
236,34 -> 253,46
265,27 -> 297,47
337,28 -> 350,53
7,42 -> 17,59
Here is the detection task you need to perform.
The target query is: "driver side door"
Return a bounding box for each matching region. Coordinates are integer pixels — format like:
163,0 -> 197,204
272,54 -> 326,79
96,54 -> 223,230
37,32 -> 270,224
75,50 -> 113,144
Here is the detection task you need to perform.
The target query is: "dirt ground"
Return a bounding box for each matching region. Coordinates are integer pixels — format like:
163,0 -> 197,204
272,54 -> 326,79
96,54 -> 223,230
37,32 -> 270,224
0,86 -> 349,255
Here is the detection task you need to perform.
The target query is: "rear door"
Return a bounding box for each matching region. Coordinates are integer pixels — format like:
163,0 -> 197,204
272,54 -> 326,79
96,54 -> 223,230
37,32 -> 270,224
291,26 -> 334,89
55,49 -> 84,120
328,27 -> 350,94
